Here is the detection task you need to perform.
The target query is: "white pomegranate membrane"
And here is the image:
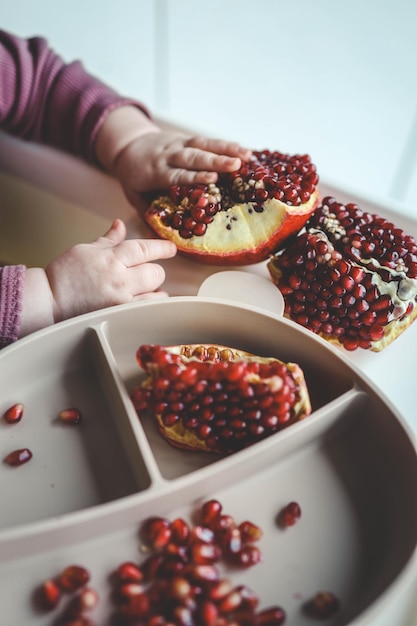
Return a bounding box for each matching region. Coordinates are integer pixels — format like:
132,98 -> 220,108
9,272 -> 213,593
132,344 -> 311,454
144,150 -> 320,265
268,196 -> 417,351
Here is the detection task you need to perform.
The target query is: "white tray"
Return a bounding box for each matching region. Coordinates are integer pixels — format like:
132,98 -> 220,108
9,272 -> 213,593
0,297 -> 416,625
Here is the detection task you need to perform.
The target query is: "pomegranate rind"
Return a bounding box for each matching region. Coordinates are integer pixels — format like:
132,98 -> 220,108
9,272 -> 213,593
370,303 -> 417,351
134,343 -> 312,454
145,192 -> 320,266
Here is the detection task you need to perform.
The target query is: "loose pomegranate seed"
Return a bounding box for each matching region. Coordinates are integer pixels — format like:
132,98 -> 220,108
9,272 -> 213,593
76,587 -> 99,611
3,402 -> 24,424
141,516 -> 172,550
197,599 -> 219,625
170,517 -> 190,544
59,408 -> 82,425
217,588 -> 242,613
257,606 -> 287,625
115,561 -> 144,583
279,501 -> 302,527
235,544 -> 262,567
190,541 -> 221,565
38,579 -> 62,610
208,578 -> 235,601
58,565 -> 90,592
4,447 -> 32,466
304,591 -> 340,619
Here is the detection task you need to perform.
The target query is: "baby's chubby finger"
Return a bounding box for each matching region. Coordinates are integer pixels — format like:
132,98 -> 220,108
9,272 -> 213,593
115,238 -> 177,268
128,261 -> 167,296
186,136 -> 252,161
92,219 -> 176,265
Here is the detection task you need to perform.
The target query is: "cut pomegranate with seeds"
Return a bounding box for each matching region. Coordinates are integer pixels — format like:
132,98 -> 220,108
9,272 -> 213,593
3,402 -> 24,424
144,149 -> 320,265
133,343 -> 311,454
268,196 -> 417,351
304,590 -> 340,619
4,447 -> 32,466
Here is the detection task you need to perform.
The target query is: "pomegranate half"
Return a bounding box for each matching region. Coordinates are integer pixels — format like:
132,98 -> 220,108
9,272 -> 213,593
144,150 -> 320,265
268,196 -> 417,351
132,344 -> 311,455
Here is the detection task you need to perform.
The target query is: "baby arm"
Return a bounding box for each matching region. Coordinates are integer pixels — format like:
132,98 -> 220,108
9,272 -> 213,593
94,105 -> 252,208
19,219 -> 176,338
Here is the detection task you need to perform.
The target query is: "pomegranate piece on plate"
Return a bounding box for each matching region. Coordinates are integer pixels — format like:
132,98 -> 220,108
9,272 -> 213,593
144,150 -> 320,265
132,344 -> 311,454
268,196 -> 417,351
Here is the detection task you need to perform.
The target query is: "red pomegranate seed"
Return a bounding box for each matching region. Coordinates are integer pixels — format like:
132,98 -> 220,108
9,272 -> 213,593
118,591 -> 150,618
140,554 -> 164,581
304,591 -> 340,619
38,579 -> 62,610
59,408 -> 82,425
256,606 -> 287,625
190,525 -> 215,544
235,544 -> 262,567
237,584 -> 260,610
221,527 -> 242,557
170,517 -> 190,544
201,500 -> 223,527
3,402 -> 24,424
4,447 -> 32,466
58,565 -> 90,592
185,564 -> 220,583
76,587 -> 99,611
115,561 -> 143,583
166,576 -> 192,601
141,516 -> 172,550
190,541 -> 221,565
117,582 -> 145,600
207,578 -> 234,601
197,599 -> 218,626
279,501 -> 302,527
217,588 -> 242,614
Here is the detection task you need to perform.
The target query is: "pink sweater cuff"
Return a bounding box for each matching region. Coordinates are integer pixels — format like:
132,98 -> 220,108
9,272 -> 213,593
0,265 -> 25,348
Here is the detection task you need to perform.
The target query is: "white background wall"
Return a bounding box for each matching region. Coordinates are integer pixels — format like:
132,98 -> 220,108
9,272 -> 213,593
2,0 -> 417,208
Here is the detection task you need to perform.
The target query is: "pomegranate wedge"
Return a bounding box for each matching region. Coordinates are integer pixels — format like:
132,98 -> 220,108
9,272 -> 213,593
268,196 -> 417,351
132,344 -> 311,454
144,150 -> 320,265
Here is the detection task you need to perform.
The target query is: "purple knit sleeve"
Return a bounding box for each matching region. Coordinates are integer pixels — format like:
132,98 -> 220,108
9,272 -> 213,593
0,265 -> 25,349
0,29 -> 150,163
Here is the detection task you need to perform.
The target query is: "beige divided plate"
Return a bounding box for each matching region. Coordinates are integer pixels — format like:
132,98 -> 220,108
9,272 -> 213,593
0,297 -> 417,625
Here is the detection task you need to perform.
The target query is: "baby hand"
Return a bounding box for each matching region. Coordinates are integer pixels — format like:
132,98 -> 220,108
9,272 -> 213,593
20,219 -> 176,337
46,218 -> 176,321
95,105 -> 251,207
